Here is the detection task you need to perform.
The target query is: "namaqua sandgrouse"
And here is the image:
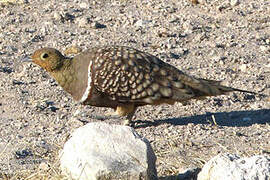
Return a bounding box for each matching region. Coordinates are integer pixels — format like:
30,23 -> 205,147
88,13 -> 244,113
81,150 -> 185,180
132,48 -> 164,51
28,46 -> 253,125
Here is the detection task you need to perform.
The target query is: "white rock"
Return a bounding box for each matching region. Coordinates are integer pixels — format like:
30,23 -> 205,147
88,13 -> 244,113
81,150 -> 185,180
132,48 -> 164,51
38,162 -> 49,171
239,64 -> 248,72
134,19 -> 151,27
260,46 -> 268,52
53,12 -> 62,21
76,17 -> 89,28
60,122 -> 157,180
230,0 -> 240,6
198,153 -> 270,180
79,2 -> 89,9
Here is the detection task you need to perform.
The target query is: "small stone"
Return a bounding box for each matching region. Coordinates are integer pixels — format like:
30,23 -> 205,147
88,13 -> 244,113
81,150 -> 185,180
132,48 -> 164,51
183,21 -> 193,33
73,109 -> 81,116
64,46 -> 82,55
230,0 -> 240,6
239,64 -> 248,72
53,12 -> 62,21
260,46 -> 268,52
134,19 -> 151,27
219,60 -> 225,65
76,17 -> 89,28
39,162 -> 49,171
157,27 -> 170,37
79,2 -> 89,9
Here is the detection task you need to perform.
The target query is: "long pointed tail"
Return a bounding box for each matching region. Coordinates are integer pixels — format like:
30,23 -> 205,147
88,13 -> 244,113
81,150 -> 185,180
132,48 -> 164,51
197,78 -> 256,95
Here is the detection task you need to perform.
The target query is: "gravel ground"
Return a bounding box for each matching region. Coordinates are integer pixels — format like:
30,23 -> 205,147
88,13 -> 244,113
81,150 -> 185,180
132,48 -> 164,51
0,0 -> 269,179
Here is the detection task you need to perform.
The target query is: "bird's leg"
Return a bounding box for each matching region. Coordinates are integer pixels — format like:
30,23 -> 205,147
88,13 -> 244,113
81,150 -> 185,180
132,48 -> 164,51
123,108 -> 137,126
109,104 -> 136,126
96,104 -> 136,126
104,110 -> 121,119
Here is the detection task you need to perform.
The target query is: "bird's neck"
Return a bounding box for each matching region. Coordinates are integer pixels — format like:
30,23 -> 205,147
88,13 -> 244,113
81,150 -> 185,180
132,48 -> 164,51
49,59 -> 76,91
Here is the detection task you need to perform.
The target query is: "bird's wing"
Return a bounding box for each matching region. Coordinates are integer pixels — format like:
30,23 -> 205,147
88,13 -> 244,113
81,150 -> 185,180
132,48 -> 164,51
90,46 -> 197,104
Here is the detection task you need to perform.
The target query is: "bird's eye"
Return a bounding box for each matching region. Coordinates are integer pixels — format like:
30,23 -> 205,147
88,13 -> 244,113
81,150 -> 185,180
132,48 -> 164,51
41,53 -> 49,60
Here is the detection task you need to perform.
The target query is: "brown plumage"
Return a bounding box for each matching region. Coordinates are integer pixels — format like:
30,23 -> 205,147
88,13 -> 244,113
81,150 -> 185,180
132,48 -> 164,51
29,46 -> 254,125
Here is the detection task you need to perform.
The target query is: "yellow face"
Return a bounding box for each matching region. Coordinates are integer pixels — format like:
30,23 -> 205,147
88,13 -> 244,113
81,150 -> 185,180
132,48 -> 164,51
31,48 -> 64,72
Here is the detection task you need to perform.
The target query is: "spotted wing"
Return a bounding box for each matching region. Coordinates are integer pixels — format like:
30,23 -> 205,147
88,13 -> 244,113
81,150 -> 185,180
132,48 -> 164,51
88,46 -> 200,105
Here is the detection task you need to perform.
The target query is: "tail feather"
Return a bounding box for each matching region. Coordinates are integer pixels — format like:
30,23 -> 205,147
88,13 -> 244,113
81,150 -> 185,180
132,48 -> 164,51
180,77 -> 256,97
170,74 -> 264,103
197,78 -> 256,95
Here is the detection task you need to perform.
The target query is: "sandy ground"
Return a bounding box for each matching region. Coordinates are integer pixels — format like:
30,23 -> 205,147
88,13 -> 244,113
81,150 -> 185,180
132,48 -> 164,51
0,0 -> 269,179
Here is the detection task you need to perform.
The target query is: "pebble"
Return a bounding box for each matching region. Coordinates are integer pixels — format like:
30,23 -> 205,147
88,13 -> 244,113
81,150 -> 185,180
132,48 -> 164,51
230,0 -> 240,6
39,162 -> 50,171
53,12 -> 62,21
74,109 -> 81,116
239,64 -> 248,72
260,46 -> 268,52
64,46 -> 82,55
134,19 -> 152,27
76,17 -> 89,28
79,2 -> 89,9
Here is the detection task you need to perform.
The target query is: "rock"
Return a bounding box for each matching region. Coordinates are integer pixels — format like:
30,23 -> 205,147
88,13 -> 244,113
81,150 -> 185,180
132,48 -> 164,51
182,21 -> 193,34
230,0 -> 240,6
79,2 -> 89,9
64,46 -> 82,55
39,162 -> 50,171
134,19 -> 152,27
260,45 -> 269,52
60,122 -> 157,180
76,17 -> 89,28
239,64 -> 248,72
198,153 -> 270,180
53,12 -> 62,21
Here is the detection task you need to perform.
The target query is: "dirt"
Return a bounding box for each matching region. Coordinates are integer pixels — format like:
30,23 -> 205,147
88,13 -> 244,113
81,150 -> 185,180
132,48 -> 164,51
0,0 -> 269,179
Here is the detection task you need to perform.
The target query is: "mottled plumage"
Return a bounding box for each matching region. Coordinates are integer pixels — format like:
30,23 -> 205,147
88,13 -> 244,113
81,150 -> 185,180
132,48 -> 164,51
29,46 -> 253,125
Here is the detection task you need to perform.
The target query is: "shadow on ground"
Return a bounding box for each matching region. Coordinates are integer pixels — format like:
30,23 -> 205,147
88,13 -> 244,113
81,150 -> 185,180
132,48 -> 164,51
135,109 -> 270,128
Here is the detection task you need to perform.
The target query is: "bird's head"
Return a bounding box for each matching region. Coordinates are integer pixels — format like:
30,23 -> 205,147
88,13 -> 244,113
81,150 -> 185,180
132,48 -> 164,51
29,48 -> 66,72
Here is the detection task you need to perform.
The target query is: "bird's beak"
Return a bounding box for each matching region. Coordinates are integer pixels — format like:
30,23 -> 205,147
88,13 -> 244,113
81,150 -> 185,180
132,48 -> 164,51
21,57 -> 32,62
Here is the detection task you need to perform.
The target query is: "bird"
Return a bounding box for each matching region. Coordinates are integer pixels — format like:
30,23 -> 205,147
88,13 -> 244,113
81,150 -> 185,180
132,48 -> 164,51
27,46 -> 254,126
